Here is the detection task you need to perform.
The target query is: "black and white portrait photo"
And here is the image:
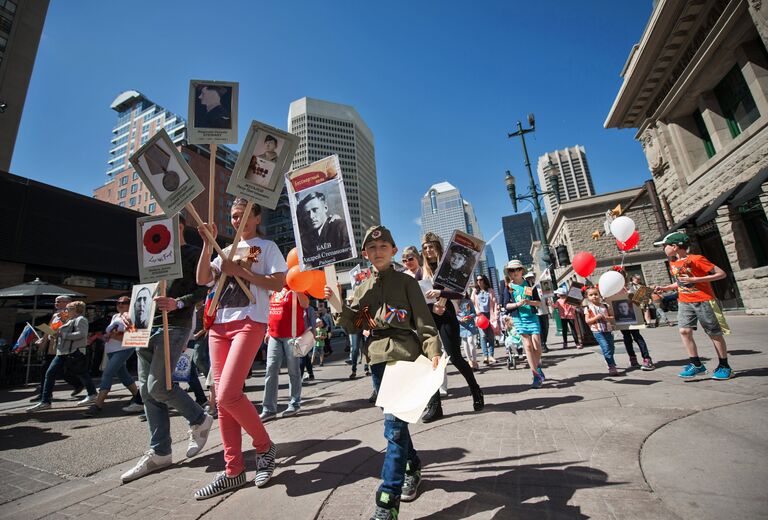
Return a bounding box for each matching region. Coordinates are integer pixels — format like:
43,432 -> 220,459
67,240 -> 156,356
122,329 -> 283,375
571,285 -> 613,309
612,299 -> 637,325
297,190 -> 350,263
434,243 -> 475,293
129,283 -> 157,331
187,79 -> 239,145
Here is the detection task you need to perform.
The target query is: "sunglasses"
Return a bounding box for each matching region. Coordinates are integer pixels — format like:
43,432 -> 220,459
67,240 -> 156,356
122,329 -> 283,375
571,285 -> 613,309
402,257 -> 416,262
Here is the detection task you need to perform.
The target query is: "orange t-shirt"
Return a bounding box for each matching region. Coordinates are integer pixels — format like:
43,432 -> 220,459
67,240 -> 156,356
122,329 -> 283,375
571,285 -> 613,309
669,254 -> 716,303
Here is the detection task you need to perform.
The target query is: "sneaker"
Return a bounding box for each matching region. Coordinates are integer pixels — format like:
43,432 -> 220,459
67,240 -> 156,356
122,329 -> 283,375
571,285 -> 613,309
368,390 -> 378,404
349,372 -> 357,379
138,413 -> 147,422
576,344 -> 584,350
122,402 -> 144,413
308,375 -> 315,380
77,394 -> 97,406
186,413 -> 214,457
26,401 -> 51,412
542,345 -> 550,353
679,363 -> 707,378
370,491 -> 400,520
259,410 -> 277,423
536,367 -> 546,382
531,373 -> 543,389
401,462 -> 422,502
641,358 -> 655,371
608,365 -> 619,376
364,369 -> 371,376
204,403 -> 218,419
28,394 -> 42,403
83,404 -> 102,417
69,385 -> 85,398
712,366 -> 733,380
253,443 -> 277,488
629,357 -> 641,368
120,449 -> 172,483
302,373 -> 310,381
345,359 -> 353,365
194,470 -> 246,500
281,406 -> 299,418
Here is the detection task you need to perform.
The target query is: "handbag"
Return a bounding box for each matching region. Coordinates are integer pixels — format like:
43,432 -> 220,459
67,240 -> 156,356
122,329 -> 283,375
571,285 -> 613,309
289,291 -> 314,357
172,348 -> 195,382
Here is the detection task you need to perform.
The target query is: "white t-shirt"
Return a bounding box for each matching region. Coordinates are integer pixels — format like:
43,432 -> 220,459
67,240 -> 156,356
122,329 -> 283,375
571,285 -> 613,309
104,313 -> 126,354
210,237 -> 287,325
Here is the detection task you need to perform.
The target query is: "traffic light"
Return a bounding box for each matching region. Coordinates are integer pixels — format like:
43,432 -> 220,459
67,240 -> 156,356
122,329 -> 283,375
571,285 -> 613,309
555,245 -> 570,266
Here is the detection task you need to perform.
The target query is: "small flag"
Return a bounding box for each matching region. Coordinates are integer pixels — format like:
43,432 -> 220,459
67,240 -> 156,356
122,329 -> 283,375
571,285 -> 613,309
13,323 -> 40,352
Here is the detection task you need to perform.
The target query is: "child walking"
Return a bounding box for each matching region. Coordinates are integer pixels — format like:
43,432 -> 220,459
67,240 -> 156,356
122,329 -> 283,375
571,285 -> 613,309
584,287 -> 618,376
313,318 -> 327,367
327,225 -> 441,520
654,232 -> 732,380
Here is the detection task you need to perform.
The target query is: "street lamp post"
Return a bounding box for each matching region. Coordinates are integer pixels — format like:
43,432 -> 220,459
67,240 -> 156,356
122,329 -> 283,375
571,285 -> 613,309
506,114 -> 561,287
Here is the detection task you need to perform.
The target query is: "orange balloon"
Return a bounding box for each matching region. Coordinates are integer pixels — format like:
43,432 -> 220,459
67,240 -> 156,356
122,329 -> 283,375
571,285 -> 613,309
286,248 -> 299,269
286,266 -> 311,293
307,270 -> 328,299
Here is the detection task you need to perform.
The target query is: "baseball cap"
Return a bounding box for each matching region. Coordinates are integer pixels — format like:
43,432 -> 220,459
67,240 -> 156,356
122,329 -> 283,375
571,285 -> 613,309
555,287 -> 567,296
362,225 -> 396,249
504,259 -> 524,272
524,271 -> 536,279
654,231 -> 690,247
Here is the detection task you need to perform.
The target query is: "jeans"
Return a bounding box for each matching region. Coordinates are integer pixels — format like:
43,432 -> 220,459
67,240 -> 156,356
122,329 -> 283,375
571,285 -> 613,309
192,335 -> 210,375
371,362 -> 420,497
262,336 -> 302,413
99,349 -> 136,392
621,329 -> 651,360
478,312 -> 495,358
593,332 -> 616,367
36,354 -> 82,394
41,353 -> 97,404
349,333 -> 363,372
461,335 -> 477,362
538,314 -> 549,348
138,326 -> 206,457
561,318 -> 579,346
209,318 -> 271,477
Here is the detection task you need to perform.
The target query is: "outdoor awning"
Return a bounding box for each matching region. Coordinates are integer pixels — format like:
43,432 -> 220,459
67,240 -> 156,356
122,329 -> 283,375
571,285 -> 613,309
694,182 -> 748,226
729,166 -> 768,208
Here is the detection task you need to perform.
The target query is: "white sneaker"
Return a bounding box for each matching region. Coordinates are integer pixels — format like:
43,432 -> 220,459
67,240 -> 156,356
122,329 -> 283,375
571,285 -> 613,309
186,413 -> 214,457
26,401 -> 51,412
122,402 -> 144,413
77,394 -> 97,406
120,449 -> 172,483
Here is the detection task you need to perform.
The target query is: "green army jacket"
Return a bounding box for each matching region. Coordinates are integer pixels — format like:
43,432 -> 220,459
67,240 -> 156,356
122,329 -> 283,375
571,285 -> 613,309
335,267 -> 440,365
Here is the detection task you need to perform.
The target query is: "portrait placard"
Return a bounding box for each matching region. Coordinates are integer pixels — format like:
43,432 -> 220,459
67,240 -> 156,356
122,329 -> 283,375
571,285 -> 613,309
226,121 -> 299,209
565,281 -> 585,306
187,79 -> 239,145
286,155 -> 356,270
433,231 -> 485,294
129,130 -> 205,216
136,214 -> 182,283
611,299 -> 640,327
122,282 -> 159,348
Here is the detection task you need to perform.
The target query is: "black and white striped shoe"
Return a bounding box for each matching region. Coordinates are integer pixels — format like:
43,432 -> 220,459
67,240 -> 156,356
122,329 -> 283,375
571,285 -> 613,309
194,471 -> 246,500
253,443 -> 277,488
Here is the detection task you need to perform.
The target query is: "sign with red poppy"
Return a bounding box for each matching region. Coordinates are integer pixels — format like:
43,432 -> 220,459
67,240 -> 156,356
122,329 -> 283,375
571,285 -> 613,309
136,214 -> 183,283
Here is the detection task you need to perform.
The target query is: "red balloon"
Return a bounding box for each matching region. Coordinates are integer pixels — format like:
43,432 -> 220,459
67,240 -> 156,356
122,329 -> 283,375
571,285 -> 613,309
475,314 -> 490,330
572,251 -> 597,277
286,266 -> 312,292
286,248 -> 299,269
307,270 -> 328,299
617,230 -> 640,251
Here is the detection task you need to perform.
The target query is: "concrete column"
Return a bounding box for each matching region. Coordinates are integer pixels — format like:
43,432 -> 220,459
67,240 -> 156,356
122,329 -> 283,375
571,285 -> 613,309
698,92 -> 733,150
760,181 -> 768,217
715,205 -> 755,271
736,40 -> 768,117
747,0 -> 768,50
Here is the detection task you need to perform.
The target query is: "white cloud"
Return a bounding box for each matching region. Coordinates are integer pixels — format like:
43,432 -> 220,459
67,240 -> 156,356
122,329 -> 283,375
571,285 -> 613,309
413,217 -> 422,227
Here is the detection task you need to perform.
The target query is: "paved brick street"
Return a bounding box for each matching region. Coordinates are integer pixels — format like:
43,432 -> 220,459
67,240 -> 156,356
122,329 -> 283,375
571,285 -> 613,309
0,318 -> 766,520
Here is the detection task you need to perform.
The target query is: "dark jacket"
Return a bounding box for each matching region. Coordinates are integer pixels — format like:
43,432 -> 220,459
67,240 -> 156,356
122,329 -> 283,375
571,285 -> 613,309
152,244 -> 208,328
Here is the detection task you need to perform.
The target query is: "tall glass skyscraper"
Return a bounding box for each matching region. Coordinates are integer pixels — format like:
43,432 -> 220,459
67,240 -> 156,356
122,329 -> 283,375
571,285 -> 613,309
537,145 -> 595,222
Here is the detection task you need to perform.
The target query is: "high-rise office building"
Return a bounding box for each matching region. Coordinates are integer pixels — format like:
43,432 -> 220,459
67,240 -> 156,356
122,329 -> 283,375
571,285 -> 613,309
502,213 -> 535,266
482,244 -> 501,296
92,90 -> 239,236
282,97 -> 380,266
0,0 -> 49,171
537,145 -> 595,222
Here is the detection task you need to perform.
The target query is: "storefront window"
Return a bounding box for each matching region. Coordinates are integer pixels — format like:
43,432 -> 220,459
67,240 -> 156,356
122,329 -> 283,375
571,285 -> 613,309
739,197 -> 768,268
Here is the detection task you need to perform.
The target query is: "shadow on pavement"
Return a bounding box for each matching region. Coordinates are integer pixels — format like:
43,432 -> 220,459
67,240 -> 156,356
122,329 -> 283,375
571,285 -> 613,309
418,460 -> 620,519
0,424 -> 68,448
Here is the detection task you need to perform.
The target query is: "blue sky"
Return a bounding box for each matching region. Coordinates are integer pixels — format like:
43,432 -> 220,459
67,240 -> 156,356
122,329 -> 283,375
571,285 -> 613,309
12,0 -> 653,268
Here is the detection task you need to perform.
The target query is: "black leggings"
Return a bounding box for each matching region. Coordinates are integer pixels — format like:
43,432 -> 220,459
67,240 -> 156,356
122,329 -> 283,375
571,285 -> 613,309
561,318 -> 578,346
433,308 -> 479,390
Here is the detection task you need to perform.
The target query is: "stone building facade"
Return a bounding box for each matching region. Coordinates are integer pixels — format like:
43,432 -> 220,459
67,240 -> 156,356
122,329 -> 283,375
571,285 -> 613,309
546,186 -> 673,288
606,0 -> 768,313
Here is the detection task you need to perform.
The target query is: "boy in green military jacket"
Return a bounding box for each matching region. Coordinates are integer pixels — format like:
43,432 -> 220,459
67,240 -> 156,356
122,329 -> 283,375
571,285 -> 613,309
325,225 -> 441,520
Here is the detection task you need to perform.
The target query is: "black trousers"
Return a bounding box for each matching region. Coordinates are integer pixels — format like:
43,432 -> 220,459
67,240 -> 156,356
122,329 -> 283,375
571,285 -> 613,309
561,318 -> 579,346
538,314 -> 549,347
37,353 -> 82,392
433,308 -> 479,391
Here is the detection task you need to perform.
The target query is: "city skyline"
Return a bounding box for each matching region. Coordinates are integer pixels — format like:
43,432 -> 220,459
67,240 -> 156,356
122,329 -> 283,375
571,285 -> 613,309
10,1 -> 655,269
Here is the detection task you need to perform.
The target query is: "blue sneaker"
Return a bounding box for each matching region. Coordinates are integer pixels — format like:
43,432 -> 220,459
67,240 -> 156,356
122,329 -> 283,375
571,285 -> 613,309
711,366 -> 733,380
678,363 -> 707,378
536,367 -> 546,381
531,373 -> 543,389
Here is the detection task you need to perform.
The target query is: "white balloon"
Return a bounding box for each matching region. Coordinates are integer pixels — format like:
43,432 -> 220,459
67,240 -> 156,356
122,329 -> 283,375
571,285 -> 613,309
610,216 -> 636,242
598,270 -> 625,298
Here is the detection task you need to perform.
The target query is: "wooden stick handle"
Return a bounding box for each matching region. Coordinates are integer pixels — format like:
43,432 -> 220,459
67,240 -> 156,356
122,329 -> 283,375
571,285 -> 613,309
160,280 -> 172,391
208,143 -> 217,223
185,203 -> 255,302
207,200 -> 253,316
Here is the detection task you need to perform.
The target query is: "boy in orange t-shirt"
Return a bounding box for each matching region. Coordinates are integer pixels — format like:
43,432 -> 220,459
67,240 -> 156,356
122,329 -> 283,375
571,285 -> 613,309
654,232 -> 732,380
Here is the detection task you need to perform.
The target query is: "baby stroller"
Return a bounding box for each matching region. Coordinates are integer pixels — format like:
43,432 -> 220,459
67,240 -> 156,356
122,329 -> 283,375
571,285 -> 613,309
502,321 -> 524,370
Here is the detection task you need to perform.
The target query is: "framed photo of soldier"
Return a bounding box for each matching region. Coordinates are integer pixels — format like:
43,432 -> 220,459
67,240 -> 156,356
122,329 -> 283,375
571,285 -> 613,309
433,231 -> 485,294
611,299 -> 640,327
286,155 -> 356,270
226,121 -> 299,210
187,79 -> 239,145
122,282 -> 159,348
129,129 -> 205,216
136,214 -> 183,283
